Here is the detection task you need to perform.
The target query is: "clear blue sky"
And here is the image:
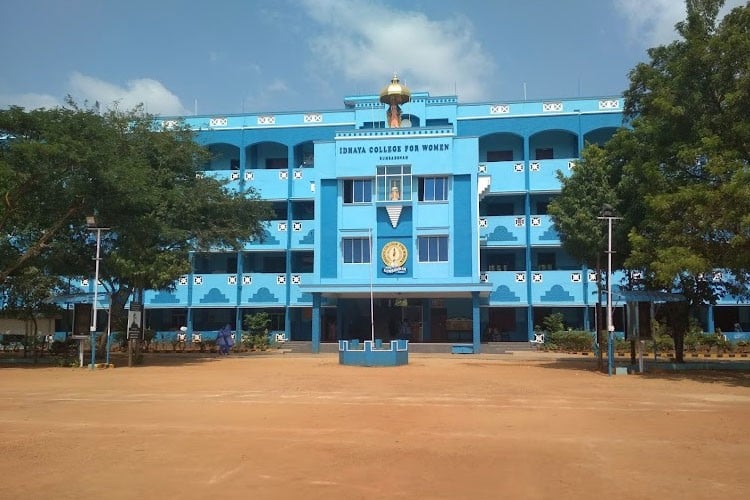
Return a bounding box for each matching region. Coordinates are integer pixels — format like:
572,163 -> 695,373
0,0 -> 744,116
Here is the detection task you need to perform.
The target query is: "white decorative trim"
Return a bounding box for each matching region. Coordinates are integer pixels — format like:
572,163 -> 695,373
542,102 -> 563,112
479,218 -> 488,228
514,217 -> 525,227
531,217 -> 541,227
292,222 -> 302,231
588,271 -> 599,282
598,99 -> 620,110
209,117 -> 228,127
568,161 -> 576,170
244,171 -> 254,181
478,164 -> 487,173
193,276 -> 203,285
291,275 -> 301,284
81,279 -> 89,286
489,104 -> 510,114
303,113 -> 322,123
571,272 -> 581,283
195,172 -> 204,179
530,162 -> 540,172
279,170 -> 288,180
310,181 -> 316,192
242,275 -> 252,285
480,273 -> 489,282
532,273 -> 543,283
514,162 -> 524,172
515,272 -> 526,283
257,115 -> 276,125
293,169 -> 303,179
385,205 -> 403,228
230,172 -> 239,180
178,276 -> 188,286
278,222 -> 287,231
227,275 -> 237,285
276,275 -> 286,285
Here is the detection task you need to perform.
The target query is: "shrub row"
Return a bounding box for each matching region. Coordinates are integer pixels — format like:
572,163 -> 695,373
544,330 -> 595,352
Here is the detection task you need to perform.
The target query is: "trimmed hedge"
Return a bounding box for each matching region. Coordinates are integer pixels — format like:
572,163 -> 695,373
544,330 -> 595,352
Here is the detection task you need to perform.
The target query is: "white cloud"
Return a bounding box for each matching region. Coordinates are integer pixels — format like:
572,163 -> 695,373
266,79 -> 289,93
300,0 -> 496,102
0,92 -> 61,110
68,72 -> 190,116
615,0 -> 747,47
243,78 -> 294,111
0,74 -> 189,114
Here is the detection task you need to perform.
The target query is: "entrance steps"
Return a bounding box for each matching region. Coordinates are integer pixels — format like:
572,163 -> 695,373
280,341 -> 533,354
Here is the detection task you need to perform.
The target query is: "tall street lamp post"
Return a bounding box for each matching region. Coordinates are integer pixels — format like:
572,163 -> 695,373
598,205 -> 621,376
87,216 -> 109,369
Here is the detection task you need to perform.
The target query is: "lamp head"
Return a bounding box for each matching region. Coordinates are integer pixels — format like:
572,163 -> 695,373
600,204 -> 615,217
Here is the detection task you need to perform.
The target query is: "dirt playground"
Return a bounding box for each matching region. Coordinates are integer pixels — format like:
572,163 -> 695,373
1,351 -> 749,500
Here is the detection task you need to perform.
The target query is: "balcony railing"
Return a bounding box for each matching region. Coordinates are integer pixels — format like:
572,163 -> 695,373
479,215 -> 527,246
528,159 -> 576,192
528,215 -> 560,245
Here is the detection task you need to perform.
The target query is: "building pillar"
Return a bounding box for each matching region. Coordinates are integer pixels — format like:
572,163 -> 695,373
187,251 -> 195,332
472,292 -> 481,354
523,135 -> 534,341
706,304 -> 715,333
422,299 -> 431,342
312,293 -> 321,353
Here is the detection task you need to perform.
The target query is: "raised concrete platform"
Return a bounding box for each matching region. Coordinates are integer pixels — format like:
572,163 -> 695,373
338,339 -> 409,366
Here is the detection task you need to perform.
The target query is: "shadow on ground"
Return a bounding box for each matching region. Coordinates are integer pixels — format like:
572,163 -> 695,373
0,349 -> 283,369
534,356 -> 750,388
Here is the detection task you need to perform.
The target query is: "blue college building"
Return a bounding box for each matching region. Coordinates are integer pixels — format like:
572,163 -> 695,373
99,75 -> 746,352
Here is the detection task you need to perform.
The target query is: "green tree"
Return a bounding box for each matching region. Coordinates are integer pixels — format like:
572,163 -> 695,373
243,311 -> 271,350
550,0 -> 749,363
621,0 -> 750,361
548,145 -> 620,369
0,102 -> 274,333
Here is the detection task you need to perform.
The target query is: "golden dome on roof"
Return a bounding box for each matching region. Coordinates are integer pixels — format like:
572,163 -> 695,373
379,74 -> 411,105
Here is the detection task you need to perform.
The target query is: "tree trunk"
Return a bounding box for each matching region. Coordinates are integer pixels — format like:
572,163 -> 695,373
109,287 -> 132,335
665,302 -> 689,363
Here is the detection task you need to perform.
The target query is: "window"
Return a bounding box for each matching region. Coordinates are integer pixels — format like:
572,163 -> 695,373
291,251 -> 314,273
343,238 -> 371,264
418,177 -> 448,201
265,158 -> 288,169
343,179 -> 372,204
537,252 -> 556,270
362,121 -> 385,129
292,200 -> 314,220
535,148 -> 554,160
418,236 -> 448,262
487,150 -> 513,162
425,118 -> 451,127
270,201 -> 287,220
376,165 -> 411,201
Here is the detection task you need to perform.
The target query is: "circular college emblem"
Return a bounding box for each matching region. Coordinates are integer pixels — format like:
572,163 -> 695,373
381,241 -> 408,268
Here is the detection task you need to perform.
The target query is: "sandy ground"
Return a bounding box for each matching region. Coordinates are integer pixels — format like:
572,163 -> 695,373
1,351 -> 749,500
